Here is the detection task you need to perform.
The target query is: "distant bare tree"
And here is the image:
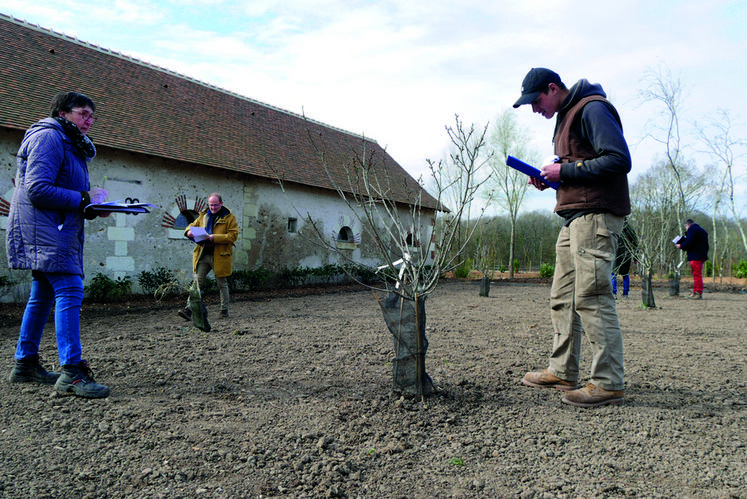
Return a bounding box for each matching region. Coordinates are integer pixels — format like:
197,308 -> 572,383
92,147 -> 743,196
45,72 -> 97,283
639,64 -> 688,219
484,109 -> 538,278
696,108 -> 747,260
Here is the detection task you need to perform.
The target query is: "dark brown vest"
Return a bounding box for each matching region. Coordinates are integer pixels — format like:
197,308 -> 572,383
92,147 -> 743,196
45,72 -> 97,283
553,95 -> 631,216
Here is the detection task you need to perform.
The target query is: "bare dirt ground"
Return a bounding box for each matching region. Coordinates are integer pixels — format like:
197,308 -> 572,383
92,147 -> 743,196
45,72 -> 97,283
1,278 -> 745,499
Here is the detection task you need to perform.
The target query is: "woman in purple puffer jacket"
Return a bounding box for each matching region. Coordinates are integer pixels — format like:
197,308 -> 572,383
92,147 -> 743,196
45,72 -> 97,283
6,92 -> 111,398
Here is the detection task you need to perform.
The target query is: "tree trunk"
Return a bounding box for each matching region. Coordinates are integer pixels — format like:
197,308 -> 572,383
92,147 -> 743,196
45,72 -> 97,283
509,220 -> 516,279
642,271 -> 656,308
188,279 -> 211,332
669,274 -> 680,296
479,276 -> 490,297
377,293 -> 432,397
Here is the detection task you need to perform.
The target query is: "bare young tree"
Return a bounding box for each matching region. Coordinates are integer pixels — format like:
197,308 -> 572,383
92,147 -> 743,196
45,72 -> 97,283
639,64 -> 688,217
630,159 -> 706,306
696,108 -> 747,259
630,167 -> 675,307
435,118 -> 494,267
484,109 -> 538,278
282,114 -> 492,398
471,217 -> 497,296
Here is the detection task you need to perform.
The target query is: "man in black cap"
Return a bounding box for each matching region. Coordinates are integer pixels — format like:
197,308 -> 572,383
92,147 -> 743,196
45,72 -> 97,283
514,68 -> 632,408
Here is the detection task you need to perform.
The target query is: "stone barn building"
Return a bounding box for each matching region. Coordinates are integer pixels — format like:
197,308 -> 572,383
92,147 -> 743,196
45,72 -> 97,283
0,14 -> 439,300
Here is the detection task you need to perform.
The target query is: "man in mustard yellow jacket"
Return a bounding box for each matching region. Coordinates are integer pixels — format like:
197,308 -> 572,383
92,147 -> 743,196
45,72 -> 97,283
178,193 -> 239,320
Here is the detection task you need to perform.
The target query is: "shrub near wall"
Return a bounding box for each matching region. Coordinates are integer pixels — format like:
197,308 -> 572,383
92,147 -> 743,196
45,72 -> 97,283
734,259 -> 747,279
275,264 -> 379,288
539,263 -> 555,278
85,265 -> 381,303
454,259 -> 473,279
137,267 -> 178,296
227,267 -> 273,291
84,273 -> 132,302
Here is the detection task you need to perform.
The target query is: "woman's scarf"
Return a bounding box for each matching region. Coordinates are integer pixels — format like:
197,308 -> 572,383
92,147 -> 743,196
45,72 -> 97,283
54,116 -> 96,160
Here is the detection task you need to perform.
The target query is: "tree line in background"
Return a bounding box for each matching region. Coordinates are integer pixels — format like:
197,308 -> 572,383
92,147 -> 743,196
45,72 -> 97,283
450,209 -> 747,281
445,211 -> 562,274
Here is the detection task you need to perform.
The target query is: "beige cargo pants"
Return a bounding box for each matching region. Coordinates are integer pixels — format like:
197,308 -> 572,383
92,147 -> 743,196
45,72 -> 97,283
548,212 -> 625,391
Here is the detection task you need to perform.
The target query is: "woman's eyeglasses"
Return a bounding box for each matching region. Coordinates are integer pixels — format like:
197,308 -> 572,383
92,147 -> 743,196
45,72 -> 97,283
71,109 -> 97,123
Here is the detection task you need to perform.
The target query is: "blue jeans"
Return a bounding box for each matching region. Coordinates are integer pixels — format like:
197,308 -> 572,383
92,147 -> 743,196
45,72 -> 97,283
15,271 -> 83,366
611,273 -> 630,295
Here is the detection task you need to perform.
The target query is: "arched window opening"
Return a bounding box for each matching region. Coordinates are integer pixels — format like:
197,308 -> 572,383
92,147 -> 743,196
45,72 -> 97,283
337,226 -> 354,242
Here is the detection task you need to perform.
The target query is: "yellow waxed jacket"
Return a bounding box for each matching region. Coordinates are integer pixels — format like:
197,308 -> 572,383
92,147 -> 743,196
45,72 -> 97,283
185,206 -> 239,278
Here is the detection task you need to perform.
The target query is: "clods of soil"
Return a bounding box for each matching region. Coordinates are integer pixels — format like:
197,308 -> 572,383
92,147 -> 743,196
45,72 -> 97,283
1,279 -> 745,498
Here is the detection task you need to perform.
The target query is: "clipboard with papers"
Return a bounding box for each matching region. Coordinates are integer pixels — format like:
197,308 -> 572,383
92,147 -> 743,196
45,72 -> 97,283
85,199 -> 157,214
188,226 -> 211,243
506,155 -> 561,190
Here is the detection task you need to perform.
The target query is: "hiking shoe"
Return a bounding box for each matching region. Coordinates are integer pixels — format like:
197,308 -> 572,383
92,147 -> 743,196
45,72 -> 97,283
177,307 -> 192,321
686,292 -> 702,300
54,360 -> 110,399
220,309 -> 229,319
561,383 -> 624,408
522,369 -> 577,391
8,354 -> 60,384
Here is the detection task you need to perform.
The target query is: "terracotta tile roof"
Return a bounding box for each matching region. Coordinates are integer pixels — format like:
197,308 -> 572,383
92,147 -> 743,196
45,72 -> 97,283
0,14 -> 440,210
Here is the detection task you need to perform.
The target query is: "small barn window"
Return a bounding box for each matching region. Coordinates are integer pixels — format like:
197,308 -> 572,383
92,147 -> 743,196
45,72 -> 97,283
337,226 -> 354,242
288,217 -> 298,233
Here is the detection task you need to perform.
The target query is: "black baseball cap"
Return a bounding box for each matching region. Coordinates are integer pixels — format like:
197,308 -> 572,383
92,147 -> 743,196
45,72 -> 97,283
513,68 -> 562,108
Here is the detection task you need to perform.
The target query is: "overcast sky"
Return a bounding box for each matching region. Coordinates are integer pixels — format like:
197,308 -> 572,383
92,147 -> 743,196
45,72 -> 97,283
1,0 -> 745,214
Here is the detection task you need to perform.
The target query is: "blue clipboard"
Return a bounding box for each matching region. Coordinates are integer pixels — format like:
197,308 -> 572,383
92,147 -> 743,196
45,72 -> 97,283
506,155 -> 561,190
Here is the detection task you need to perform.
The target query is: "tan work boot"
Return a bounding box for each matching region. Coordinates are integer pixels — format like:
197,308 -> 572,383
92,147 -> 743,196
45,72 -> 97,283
561,383 -> 624,408
522,369 -> 577,391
